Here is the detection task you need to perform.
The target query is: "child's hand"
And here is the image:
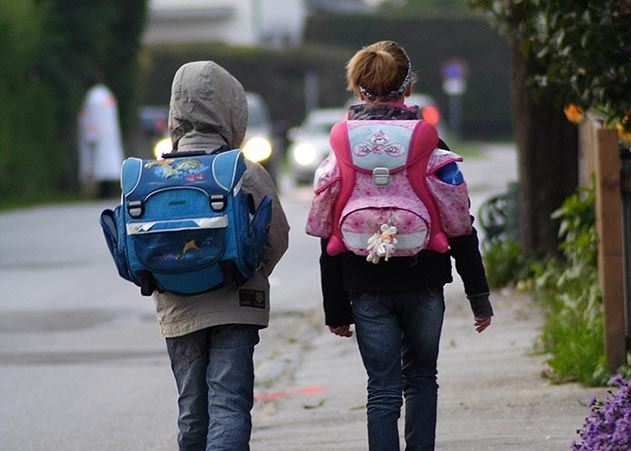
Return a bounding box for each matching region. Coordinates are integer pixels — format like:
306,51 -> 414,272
329,325 -> 353,338
474,316 -> 492,333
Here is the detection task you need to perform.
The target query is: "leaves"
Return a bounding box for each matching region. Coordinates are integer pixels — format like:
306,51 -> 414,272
469,0 -> 631,132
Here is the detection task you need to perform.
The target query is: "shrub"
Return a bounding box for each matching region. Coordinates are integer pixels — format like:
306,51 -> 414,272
0,0 -> 63,198
482,238 -> 531,289
528,186 -> 608,385
572,375 -> 631,450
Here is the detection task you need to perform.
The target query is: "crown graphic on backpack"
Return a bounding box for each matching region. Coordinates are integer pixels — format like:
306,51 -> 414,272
100,149 -> 272,296
306,120 -> 472,263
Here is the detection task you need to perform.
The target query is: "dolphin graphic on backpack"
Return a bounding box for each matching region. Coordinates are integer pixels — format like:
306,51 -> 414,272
306,119 -> 472,263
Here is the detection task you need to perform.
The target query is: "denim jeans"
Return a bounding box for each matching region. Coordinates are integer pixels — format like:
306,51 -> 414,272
351,288 -> 445,451
165,324 -> 260,451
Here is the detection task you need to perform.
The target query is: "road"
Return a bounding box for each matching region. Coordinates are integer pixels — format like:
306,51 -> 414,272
2,145 -> 598,451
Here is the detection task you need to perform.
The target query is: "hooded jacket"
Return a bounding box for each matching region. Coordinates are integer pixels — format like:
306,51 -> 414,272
153,61 -> 290,337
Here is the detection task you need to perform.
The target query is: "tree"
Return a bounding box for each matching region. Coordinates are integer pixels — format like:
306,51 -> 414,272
530,1 -> 631,131
468,0 -> 595,257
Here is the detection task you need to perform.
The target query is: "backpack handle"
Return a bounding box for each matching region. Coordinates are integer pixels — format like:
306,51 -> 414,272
161,146 -> 233,160
161,150 -> 208,159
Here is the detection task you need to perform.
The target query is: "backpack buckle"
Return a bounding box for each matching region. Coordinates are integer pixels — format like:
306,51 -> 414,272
372,167 -> 390,186
127,200 -> 144,218
210,194 -> 227,211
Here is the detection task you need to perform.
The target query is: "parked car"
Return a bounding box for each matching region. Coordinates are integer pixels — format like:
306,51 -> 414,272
288,107 -> 346,184
242,92 -> 277,181
147,92 -> 278,181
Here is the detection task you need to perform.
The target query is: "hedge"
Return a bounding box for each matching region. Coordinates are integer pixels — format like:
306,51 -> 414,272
140,13 -> 511,140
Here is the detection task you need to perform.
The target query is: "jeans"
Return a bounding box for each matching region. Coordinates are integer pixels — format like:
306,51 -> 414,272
165,324 -> 260,451
351,288 -> 445,451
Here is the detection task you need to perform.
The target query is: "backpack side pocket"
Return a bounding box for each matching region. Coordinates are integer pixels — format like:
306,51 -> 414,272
306,155 -> 340,238
251,194 -> 273,270
100,207 -> 134,283
426,175 -> 472,237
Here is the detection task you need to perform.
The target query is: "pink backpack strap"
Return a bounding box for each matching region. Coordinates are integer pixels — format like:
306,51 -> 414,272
405,122 -> 449,253
326,121 -> 354,255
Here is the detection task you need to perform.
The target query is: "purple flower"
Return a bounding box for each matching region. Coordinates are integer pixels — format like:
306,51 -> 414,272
573,376 -> 631,450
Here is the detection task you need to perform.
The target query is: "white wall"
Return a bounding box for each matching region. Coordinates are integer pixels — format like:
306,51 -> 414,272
144,0 -> 305,47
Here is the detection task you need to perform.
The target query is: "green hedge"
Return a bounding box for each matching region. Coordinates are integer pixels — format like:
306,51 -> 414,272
0,1 -> 62,198
0,0 -> 147,200
304,13 -> 513,139
140,43 -> 350,131
140,13 -> 511,140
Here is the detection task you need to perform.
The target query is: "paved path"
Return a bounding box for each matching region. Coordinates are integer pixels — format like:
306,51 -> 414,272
251,286 -> 606,451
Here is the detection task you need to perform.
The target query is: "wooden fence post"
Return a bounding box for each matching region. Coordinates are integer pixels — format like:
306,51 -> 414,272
594,127 -> 627,371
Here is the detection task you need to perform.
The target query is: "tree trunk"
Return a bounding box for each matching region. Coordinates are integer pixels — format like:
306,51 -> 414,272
511,43 -> 579,257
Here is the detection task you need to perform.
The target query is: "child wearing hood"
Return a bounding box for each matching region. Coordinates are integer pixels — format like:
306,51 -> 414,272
155,61 -> 289,450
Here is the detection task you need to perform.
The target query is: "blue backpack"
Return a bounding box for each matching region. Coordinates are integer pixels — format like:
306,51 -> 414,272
100,149 -> 272,296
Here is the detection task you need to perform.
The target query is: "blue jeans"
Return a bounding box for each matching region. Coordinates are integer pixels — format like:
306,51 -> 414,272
351,288 -> 445,451
165,324 -> 260,451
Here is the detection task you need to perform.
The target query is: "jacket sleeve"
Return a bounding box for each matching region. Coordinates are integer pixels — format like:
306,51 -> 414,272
320,239 -> 353,326
244,161 -> 290,277
448,219 -> 494,318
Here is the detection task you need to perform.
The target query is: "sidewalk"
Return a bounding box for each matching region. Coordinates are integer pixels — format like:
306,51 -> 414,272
251,285 -> 605,451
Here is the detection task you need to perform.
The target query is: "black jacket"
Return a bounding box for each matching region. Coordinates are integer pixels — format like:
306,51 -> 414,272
319,102 -> 493,326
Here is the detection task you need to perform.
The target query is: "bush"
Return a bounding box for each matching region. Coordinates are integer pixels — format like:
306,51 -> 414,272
573,375 -> 631,450
482,238 -> 531,289
304,12 -> 513,139
0,0 -> 63,198
140,43 -> 349,131
528,186 -> 608,385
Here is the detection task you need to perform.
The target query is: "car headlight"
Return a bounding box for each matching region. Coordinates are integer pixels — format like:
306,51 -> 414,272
292,143 -> 317,166
153,137 -> 172,160
242,136 -> 272,163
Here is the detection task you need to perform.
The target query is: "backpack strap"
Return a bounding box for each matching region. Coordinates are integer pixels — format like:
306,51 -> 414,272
326,121 -> 354,255
405,121 -> 449,252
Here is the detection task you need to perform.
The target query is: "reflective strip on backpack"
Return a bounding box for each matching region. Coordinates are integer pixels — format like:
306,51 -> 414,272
342,230 -> 428,250
126,216 -> 228,235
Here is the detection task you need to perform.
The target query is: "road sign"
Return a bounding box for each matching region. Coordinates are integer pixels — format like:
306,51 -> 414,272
441,59 -> 469,95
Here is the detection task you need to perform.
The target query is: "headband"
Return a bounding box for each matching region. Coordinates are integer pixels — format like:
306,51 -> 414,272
359,51 -> 413,101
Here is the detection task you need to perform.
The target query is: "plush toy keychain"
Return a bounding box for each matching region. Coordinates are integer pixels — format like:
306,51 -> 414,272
366,223 -> 398,264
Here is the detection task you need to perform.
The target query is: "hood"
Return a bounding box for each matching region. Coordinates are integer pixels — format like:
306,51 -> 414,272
168,61 -> 248,152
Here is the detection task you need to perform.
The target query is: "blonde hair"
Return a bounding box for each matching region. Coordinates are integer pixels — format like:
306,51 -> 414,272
346,41 -> 414,102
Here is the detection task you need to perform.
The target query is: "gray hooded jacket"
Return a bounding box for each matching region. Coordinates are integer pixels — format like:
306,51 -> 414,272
153,61 -> 290,337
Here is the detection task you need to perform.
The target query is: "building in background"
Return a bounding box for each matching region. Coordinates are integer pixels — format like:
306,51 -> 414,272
143,0 -> 305,47
143,0 -> 382,47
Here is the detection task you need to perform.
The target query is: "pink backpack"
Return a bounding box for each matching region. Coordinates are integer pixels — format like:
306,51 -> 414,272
306,119 -> 472,262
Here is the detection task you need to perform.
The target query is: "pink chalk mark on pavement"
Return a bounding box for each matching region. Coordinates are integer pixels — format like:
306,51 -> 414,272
254,385 -> 326,401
